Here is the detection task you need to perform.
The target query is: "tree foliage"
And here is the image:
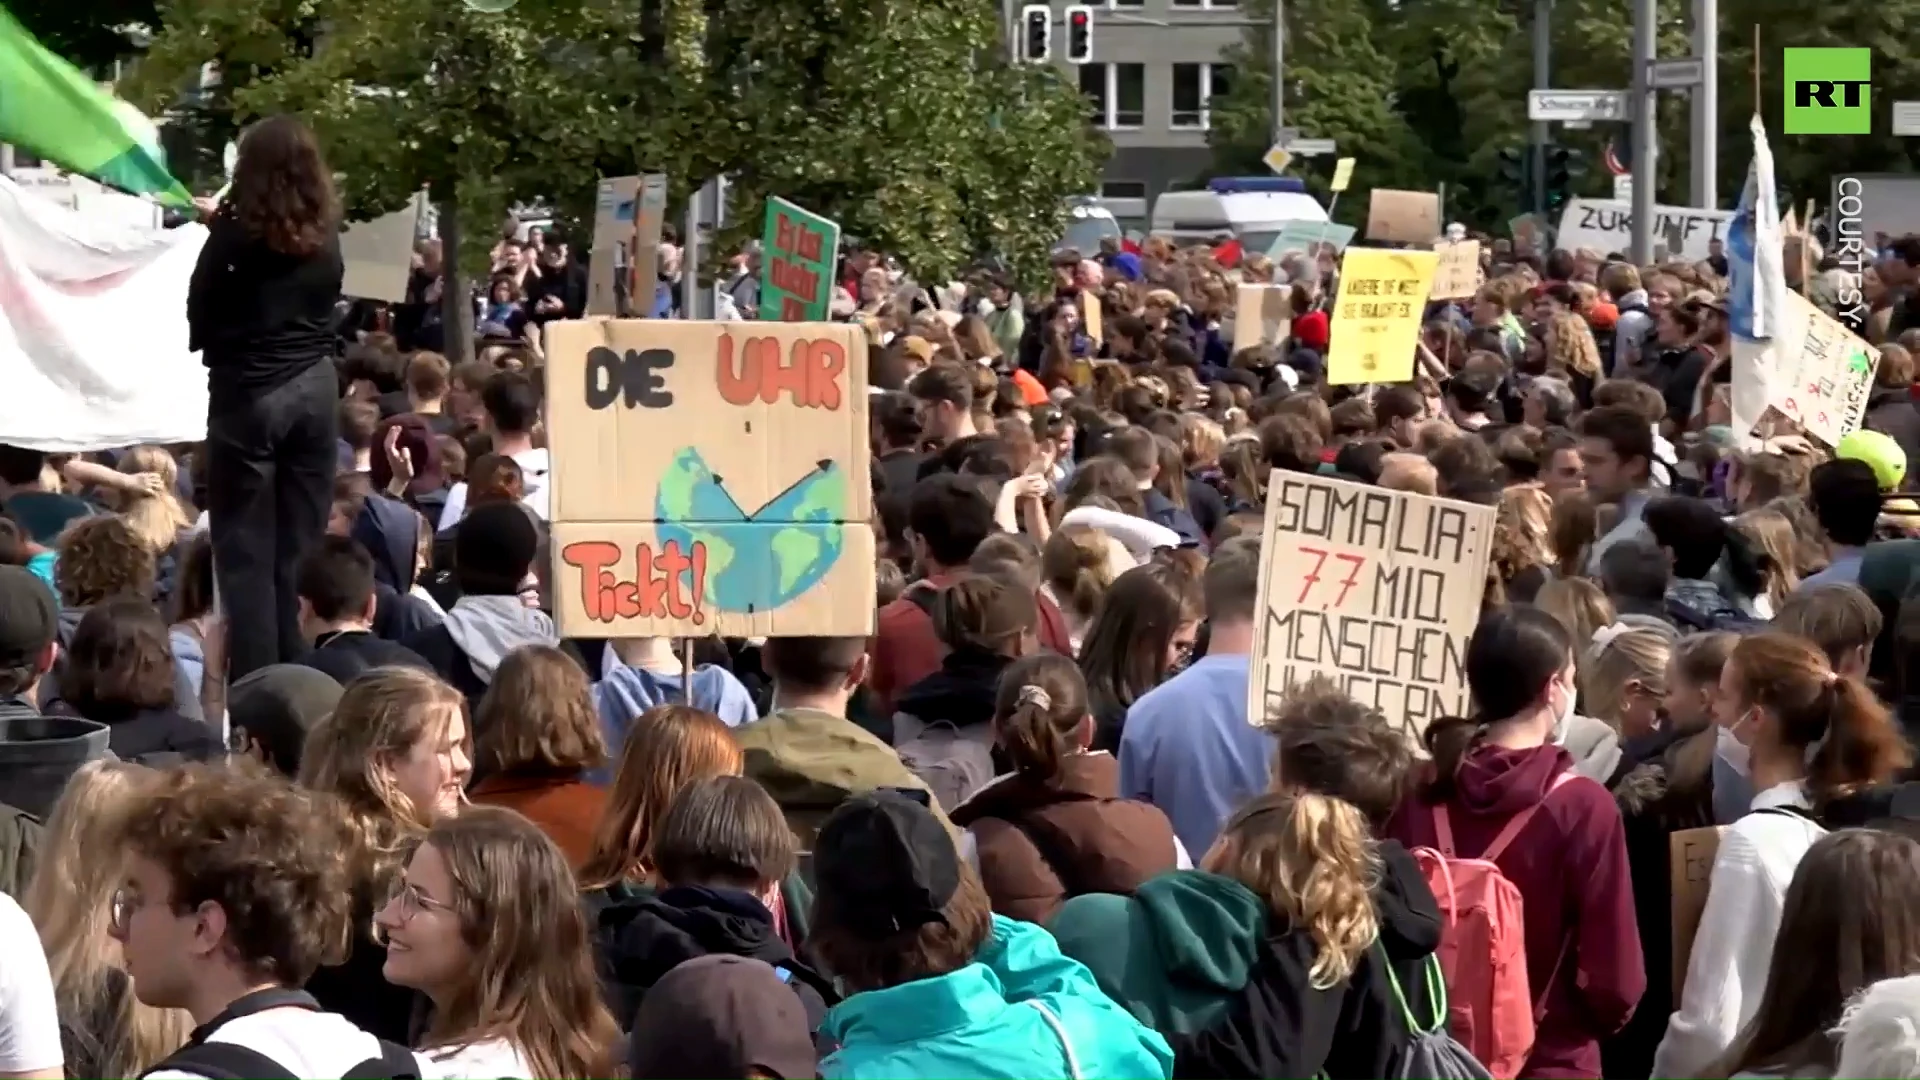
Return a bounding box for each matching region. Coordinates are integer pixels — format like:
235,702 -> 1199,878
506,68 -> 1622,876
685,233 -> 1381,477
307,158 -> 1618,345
1205,0 -> 1920,233
124,0 -> 1106,291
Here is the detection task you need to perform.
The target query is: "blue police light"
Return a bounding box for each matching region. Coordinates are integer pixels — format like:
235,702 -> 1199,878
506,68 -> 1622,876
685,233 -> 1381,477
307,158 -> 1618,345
1207,177 -> 1311,195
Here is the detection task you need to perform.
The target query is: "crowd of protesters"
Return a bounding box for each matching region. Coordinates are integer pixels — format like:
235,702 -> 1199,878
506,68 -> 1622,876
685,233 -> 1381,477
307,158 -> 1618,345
6,112 -> 1920,1080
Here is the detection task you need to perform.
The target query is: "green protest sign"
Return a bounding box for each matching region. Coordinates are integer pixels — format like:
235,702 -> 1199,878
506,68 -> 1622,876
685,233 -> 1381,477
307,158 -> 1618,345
760,197 -> 842,321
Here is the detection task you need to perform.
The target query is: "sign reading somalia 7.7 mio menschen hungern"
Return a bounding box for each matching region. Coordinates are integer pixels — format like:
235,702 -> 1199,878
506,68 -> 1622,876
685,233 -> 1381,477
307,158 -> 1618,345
543,319 -> 875,639
1247,472 -> 1493,740
760,197 -> 843,322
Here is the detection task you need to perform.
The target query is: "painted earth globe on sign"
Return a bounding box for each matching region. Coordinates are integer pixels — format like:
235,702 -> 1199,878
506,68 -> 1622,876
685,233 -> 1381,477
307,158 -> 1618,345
655,448 -> 849,614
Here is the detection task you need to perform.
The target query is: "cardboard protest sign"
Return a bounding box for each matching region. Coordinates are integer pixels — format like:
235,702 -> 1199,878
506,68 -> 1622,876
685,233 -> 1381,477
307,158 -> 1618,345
1430,240 -> 1483,300
340,192 -> 424,303
1329,157 -> 1356,194
629,174 -> 669,316
1554,198 -> 1733,263
544,319 -> 875,638
1765,289 -> 1877,446
1081,291 -> 1103,345
1670,827 -> 1724,997
1365,189 -> 1441,244
1325,248 -> 1438,386
1247,472 -> 1493,738
588,176 -> 641,316
760,197 -> 842,321
1232,284 -> 1291,354
1268,220 -> 1357,258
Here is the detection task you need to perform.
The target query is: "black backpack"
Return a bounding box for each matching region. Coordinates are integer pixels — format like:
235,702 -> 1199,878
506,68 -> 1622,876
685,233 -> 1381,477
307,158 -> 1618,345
141,989 -> 421,1080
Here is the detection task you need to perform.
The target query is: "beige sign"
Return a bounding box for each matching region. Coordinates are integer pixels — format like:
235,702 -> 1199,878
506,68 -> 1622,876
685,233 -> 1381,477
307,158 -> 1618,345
1670,827 -> 1724,997
1365,189 -> 1441,245
1232,284 -> 1292,354
544,319 -> 875,638
1247,472 -> 1493,738
1764,289 -> 1877,446
628,174 -> 669,316
587,176 -> 640,316
340,192 -> 425,303
1430,240 -> 1483,300
1081,290 -> 1103,345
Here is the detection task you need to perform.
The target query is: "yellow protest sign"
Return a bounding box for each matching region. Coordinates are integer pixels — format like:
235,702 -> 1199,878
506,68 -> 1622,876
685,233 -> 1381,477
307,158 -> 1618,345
1325,248 -> 1438,386
1330,157 -> 1356,193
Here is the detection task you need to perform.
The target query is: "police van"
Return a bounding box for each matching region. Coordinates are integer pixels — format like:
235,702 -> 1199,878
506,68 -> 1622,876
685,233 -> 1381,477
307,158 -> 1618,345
1148,177 -> 1328,251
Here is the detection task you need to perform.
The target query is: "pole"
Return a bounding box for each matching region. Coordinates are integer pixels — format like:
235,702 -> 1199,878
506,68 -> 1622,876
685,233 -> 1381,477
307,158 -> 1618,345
681,184 -> 700,318
1530,0 -> 1551,215
1629,0 -> 1657,264
1270,0 -> 1286,141
1689,0 -> 1718,208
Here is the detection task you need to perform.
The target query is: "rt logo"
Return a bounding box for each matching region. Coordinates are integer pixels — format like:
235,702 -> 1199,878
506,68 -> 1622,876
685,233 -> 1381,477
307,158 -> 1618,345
1784,48 -> 1871,135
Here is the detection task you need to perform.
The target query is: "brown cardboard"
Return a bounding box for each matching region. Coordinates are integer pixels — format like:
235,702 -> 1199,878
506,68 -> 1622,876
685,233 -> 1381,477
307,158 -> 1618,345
1366,189 -> 1442,244
1081,290 -> 1103,345
1670,826 -> 1725,998
587,176 -> 641,316
1430,240 -> 1484,300
1233,284 -> 1292,354
629,174 -> 668,316
1246,471 -> 1492,738
544,318 -> 874,638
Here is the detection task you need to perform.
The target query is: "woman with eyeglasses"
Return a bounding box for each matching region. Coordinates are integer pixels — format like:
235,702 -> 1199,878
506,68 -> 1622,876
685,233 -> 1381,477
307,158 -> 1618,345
297,666 -> 473,1043
375,806 -> 617,1078
1075,561 -> 1202,753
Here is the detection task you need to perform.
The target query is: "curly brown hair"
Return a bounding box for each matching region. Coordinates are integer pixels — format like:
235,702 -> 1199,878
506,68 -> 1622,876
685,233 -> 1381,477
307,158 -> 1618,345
56,515 -> 156,608
228,115 -> 340,258
116,760 -> 357,985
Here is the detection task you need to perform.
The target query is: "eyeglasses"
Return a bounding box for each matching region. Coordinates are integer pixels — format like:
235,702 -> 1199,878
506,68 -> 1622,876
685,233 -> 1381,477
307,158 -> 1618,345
109,887 -> 139,936
383,880 -> 452,924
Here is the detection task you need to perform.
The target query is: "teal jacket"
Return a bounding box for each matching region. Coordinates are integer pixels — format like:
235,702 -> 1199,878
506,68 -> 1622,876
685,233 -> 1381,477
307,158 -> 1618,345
820,914 -> 1173,1080
1049,870 -> 1267,1035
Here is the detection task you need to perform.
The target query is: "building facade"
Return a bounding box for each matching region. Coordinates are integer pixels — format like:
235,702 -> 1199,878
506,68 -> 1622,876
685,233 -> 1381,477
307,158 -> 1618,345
1034,0 -> 1252,228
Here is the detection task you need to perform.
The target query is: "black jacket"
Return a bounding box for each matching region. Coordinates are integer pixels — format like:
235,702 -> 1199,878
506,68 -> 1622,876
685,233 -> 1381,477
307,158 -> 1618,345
295,630 -> 432,686
186,209 -> 344,407
1174,841 -> 1443,1079
90,706 -> 223,765
591,884 -> 836,1030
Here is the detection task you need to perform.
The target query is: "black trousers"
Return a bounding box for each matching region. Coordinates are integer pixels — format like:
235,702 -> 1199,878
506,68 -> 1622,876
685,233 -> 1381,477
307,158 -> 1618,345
206,360 -> 339,680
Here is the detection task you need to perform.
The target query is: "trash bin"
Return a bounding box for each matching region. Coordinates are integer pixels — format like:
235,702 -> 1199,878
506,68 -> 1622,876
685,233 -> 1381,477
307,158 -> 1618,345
0,714 -> 111,818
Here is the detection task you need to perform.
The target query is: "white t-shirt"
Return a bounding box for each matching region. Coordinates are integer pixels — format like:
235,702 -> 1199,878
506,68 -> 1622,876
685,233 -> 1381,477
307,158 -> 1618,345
419,1038 -> 535,1079
437,447 -> 551,530
0,892 -> 61,1075
145,1008 -> 432,1080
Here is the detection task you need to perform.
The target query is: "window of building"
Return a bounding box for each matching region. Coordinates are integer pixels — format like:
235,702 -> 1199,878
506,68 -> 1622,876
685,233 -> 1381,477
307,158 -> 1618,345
1080,62 -> 1145,129
1101,180 -> 1149,200
1171,62 -> 1232,128
1109,0 -> 1145,8
1170,0 -> 1237,8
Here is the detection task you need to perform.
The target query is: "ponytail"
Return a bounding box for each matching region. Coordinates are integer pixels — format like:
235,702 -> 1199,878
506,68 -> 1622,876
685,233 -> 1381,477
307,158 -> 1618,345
1420,714 -> 1485,803
1808,674 -> 1912,802
992,654 -> 1090,783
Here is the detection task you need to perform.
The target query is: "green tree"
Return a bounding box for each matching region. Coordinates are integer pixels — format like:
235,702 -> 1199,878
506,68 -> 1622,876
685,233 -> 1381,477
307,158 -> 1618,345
1207,0 -> 1423,222
14,0 -> 158,74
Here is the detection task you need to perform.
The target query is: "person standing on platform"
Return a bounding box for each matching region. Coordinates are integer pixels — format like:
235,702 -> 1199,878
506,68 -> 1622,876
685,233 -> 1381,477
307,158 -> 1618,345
188,116 -> 344,680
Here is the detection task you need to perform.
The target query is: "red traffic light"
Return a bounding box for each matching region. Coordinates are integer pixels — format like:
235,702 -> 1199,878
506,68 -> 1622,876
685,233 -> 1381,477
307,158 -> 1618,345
1070,11 -> 1088,25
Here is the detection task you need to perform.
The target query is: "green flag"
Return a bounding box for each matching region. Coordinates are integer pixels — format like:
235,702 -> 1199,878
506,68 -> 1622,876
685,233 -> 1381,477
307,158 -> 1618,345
0,5 -> 192,208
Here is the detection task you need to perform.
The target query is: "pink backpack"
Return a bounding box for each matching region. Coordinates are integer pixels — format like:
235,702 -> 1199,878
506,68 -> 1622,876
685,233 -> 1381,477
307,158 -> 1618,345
1412,770 -> 1574,1080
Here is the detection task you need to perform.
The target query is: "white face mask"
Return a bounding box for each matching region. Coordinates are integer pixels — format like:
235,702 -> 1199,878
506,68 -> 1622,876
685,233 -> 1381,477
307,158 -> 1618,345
977,298 -> 996,317
1550,673 -> 1577,743
1716,723 -> 1752,776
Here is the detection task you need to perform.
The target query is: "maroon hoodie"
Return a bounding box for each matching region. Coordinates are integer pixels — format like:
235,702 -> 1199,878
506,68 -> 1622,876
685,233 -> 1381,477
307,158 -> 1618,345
1385,743 -> 1645,1080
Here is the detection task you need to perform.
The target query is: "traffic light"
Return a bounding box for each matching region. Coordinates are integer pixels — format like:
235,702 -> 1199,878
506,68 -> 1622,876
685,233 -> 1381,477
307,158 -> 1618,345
1020,4 -> 1052,63
1064,5 -> 1094,64
1545,146 -> 1583,211
1497,147 -> 1529,196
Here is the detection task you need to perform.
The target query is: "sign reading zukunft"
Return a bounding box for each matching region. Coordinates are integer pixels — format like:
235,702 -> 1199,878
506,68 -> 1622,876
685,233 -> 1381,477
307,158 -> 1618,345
1247,472 -> 1493,740
760,197 -> 842,321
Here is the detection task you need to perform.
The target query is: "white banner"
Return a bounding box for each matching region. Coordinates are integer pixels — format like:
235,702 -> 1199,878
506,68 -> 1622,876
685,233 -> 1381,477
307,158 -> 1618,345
0,176 -> 208,450
1555,198 -> 1734,263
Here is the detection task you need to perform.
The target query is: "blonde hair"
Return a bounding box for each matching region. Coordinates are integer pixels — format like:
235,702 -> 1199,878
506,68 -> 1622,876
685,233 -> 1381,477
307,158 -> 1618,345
112,446 -> 192,556
1535,577 -> 1615,659
578,705 -> 742,889
25,761 -> 192,1077
1733,507 -> 1802,610
299,667 -> 468,894
1545,312 -> 1602,378
1582,625 -> 1672,730
1203,792 -> 1379,988
1494,484 -> 1555,577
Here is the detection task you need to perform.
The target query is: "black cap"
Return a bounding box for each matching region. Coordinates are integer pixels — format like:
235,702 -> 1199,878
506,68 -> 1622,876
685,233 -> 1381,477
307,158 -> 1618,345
629,955 -> 817,1080
0,566 -> 57,669
813,789 -> 959,935
454,501 -> 539,595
